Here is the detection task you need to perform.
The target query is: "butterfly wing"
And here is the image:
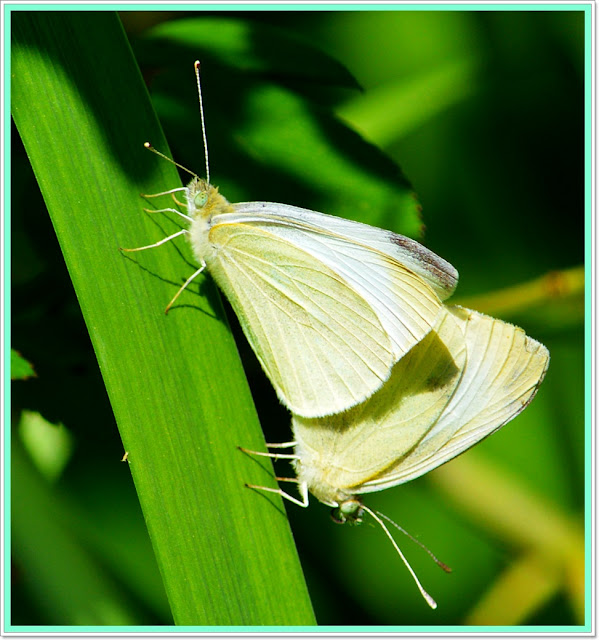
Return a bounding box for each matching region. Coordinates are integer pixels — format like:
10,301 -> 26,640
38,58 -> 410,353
230,202 -> 458,301
219,203 -> 450,362
291,309 -> 467,501
356,306 -> 550,492
206,221 -> 399,417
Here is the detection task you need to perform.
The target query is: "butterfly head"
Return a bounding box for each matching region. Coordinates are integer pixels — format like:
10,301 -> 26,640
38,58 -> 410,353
186,177 -> 234,221
330,497 -> 364,525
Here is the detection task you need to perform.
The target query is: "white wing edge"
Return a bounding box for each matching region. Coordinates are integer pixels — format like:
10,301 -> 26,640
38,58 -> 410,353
225,201 -> 459,300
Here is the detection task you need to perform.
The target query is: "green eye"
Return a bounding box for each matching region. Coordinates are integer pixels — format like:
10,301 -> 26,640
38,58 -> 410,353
331,499 -> 363,525
194,191 -> 208,208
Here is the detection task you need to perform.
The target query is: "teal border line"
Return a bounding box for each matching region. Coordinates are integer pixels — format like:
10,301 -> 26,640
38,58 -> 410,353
2,2 -> 595,11
4,1 -> 593,634
583,0 -> 594,633
4,5 -> 12,634
3,624 -> 593,633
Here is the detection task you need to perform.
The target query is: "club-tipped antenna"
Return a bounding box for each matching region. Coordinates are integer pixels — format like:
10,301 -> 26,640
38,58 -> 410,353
361,504 -> 437,610
375,509 -> 452,574
194,60 -> 210,185
143,142 -> 198,179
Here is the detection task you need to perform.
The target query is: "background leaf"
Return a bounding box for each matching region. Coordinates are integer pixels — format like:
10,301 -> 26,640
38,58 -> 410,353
11,350 -> 35,381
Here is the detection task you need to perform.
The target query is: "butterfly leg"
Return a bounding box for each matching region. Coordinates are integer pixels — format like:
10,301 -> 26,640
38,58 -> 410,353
165,262 -> 207,314
240,445 -> 309,507
238,445 -> 298,461
120,229 -> 187,252
171,192 -> 186,208
142,206 -> 193,224
245,478 -> 310,508
264,441 -> 297,449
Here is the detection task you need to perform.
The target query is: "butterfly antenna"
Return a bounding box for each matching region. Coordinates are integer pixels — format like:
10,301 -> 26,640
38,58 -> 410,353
375,509 -> 452,574
143,142 -> 198,179
361,505 -> 437,610
194,60 -> 210,185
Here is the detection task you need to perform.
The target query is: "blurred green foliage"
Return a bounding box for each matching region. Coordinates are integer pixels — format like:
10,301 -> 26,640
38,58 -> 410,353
11,350 -> 35,381
11,8 -> 586,628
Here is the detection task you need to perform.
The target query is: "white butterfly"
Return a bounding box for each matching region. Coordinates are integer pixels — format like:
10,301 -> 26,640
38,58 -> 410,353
244,306 -> 549,607
123,62 -> 458,418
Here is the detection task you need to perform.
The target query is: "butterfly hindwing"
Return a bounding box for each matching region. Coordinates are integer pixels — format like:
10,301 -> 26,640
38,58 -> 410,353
292,309 -> 466,497
357,306 -> 550,491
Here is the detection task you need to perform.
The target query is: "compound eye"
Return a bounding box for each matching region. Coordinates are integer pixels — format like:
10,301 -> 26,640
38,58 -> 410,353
194,191 -> 208,208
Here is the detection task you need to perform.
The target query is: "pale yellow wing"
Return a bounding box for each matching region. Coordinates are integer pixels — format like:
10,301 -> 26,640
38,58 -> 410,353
357,306 -> 550,492
206,221 -> 401,417
292,309 -> 467,502
229,202 -> 459,300
206,215 -> 445,417
222,205 -> 450,358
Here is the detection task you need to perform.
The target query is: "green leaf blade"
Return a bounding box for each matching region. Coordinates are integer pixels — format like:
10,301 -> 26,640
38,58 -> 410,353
12,11 -> 314,626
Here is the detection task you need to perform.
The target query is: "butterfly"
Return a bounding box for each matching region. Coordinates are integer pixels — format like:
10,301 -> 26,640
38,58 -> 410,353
122,62 -> 458,418
244,305 -> 549,607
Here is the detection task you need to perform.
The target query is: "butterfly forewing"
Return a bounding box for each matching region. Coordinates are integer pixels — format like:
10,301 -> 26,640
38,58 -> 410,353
216,203 -> 444,370
206,222 -> 398,417
229,202 -> 459,300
